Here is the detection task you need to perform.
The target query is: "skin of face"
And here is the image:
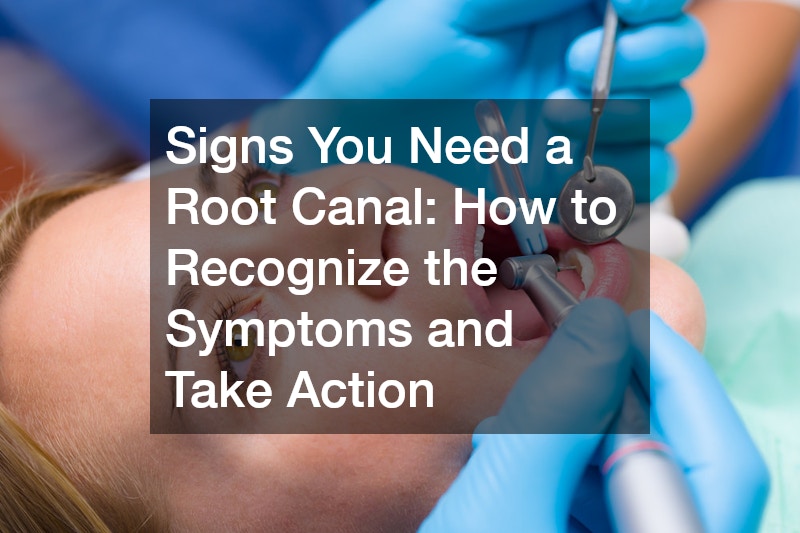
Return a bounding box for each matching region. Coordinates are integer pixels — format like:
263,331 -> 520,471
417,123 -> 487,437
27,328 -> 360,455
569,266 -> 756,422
0,163 -> 704,531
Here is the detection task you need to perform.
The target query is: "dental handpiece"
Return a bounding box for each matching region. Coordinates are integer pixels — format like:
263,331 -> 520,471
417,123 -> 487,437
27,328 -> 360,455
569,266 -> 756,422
498,255 -> 578,331
499,255 -> 706,533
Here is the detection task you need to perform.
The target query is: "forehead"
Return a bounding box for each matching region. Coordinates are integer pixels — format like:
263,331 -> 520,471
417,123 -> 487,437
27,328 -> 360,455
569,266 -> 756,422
0,180 -> 150,430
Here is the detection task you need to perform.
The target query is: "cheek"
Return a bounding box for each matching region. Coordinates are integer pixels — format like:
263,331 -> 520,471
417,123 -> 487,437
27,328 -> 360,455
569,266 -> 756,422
174,434 -> 468,532
623,249 -> 706,351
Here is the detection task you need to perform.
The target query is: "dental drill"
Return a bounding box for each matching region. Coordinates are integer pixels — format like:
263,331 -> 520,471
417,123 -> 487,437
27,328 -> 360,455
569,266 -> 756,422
497,255 -> 578,331
499,255 -> 705,533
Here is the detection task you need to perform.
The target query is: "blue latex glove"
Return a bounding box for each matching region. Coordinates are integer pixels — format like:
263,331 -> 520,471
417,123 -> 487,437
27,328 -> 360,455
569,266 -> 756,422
570,311 -> 769,532
419,298 -> 632,532
419,303 -> 769,533
630,310 -> 769,533
291,0 -> 705,201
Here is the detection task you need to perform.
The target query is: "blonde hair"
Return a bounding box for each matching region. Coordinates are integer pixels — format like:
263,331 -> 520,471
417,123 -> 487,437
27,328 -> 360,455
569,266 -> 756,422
0,180 -> 111,291
0,403 -> 112,532
0,180 -> 165,532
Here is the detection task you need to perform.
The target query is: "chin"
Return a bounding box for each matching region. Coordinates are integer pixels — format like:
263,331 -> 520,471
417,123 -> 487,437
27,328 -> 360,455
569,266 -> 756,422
648,253 -> 706,350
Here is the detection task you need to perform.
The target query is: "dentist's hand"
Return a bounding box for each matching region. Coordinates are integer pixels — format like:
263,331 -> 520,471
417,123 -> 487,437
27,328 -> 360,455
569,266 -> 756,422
418,298 -> 633,532
292,0 -> 705,201
418,302 -> 769,533
571,311 -> 770,533
635,311 -> 768,532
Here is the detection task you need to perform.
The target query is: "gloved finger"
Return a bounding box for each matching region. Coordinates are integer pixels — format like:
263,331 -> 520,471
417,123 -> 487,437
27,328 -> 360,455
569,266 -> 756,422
647,146 -> 676,201
447,0 -> 592,34
492,299 -> 631,434
569,466 -> 612,533
543,86 -> 691,145
629,311 -> 770,533
567,15 -> 704,90
471,416 -> 497,449
353,0 -> 591,37
291,0 -> 512,99
420,299 -> 631,532
611,0 -> 688,25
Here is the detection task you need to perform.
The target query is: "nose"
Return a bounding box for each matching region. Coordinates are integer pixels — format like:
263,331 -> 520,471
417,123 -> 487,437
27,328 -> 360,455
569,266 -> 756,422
279,175 -> 397,299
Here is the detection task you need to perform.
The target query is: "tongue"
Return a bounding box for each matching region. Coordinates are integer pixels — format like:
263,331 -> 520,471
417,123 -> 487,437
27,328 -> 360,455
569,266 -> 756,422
485,270 -> 585,340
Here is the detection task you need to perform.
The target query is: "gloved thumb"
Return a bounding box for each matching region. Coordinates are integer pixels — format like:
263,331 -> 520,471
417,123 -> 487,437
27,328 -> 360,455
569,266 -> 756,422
419,298 -> 631,532
612,0 -> 688,25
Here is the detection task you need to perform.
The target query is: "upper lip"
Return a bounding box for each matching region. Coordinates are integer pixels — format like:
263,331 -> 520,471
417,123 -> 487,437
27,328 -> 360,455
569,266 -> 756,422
448,206 -> 631,343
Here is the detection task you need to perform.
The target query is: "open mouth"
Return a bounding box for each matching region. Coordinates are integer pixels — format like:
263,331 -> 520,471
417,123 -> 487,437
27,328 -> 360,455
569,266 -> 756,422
453,212 -> 631,343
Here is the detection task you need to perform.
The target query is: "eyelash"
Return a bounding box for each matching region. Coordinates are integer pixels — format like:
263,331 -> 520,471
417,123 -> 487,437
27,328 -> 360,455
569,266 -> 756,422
211,296 -> 245,379
233,161 -> 287,198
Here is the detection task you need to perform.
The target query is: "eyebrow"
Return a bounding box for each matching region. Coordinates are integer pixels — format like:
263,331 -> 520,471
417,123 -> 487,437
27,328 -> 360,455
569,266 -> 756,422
164,159 -> 227,417
166,274 -> 199,414
198,160 -> 218,197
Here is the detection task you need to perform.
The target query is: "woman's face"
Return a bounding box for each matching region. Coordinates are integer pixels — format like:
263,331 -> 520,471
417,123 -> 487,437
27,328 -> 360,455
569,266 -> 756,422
0,163 -> 704,531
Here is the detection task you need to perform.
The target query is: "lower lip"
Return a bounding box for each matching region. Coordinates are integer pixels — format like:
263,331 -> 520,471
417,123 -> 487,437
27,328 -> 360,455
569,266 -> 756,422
449,211 -> 632,334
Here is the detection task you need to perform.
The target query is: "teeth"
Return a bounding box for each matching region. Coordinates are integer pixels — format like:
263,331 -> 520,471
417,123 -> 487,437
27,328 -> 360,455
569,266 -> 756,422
474,241 -> 484,260
474,225 -> 485,260
560,249 -> 595,299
